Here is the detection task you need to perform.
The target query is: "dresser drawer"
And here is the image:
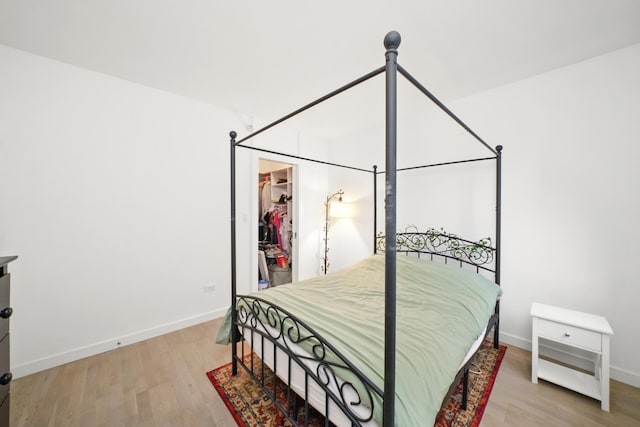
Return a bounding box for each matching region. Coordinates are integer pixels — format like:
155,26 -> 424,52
537,318 -> 602,352
0,392 -> 8,427
0,333 -> 8,405
0,275 -> 9,339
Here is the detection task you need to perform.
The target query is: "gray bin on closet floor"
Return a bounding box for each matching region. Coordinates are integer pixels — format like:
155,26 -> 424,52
268,264 -> 291,286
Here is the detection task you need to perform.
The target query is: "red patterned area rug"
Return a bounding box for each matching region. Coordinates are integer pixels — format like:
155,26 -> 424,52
207,340 -> 506,427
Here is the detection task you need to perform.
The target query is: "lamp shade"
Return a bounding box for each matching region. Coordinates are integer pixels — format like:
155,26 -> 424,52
329,202 -> 353,218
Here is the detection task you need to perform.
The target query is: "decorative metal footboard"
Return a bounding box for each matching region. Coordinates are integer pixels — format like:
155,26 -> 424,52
233,295 -> 383,427
377,226 -> 495,273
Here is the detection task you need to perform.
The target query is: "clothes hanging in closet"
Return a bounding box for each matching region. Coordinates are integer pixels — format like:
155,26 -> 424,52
260,178 -> 271,219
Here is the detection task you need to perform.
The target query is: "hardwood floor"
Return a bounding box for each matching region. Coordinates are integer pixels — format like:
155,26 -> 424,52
484,346 -> 640,427
10,318 -> 640,426
11,318 -> 236,427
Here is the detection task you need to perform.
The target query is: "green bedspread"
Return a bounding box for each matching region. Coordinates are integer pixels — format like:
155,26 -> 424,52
216,254 -> 501,426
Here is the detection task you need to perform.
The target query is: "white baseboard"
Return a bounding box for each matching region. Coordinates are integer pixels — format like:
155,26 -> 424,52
499,331 -> 640,388
13,320 -> 640,389
499,331 -> 531,350
12,308 -> 228,379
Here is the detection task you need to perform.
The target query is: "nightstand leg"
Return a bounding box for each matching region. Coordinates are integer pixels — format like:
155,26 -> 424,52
531,317 -> 539,383
601,335 -> 610,411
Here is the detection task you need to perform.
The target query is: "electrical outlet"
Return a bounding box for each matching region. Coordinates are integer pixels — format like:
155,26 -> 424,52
203,284 -> 216,293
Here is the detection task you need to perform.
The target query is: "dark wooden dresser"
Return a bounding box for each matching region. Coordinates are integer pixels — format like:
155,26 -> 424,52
0,256 -> 16,427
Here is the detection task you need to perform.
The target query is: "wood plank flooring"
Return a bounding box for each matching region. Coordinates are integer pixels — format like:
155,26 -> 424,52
10,318 -> 640,426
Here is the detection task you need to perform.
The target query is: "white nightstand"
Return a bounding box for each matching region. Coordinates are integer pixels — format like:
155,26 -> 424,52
531,302 -> 613,411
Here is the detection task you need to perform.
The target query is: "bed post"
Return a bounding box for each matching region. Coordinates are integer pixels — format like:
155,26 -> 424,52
229,130 -> 238,375
494,144 -> 503,348
495,145 -> 503,284
383,30 -> 400,427
373,165 -> 378,254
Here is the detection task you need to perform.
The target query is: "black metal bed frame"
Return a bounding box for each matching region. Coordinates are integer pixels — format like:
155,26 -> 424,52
228,31 -> 503,426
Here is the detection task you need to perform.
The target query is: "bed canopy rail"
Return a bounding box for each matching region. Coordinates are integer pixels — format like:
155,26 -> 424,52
397,64 -> 497,156
236,144 -> 372,173
228,30 -> 502,426
390,155 -> 496,173
234,66 -> 385,147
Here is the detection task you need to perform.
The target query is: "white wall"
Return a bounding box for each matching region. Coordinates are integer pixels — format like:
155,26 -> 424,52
0,45 -> 333,377
325,43 -> 640,387
0,45 -> 250,377
419,44 -> 640,385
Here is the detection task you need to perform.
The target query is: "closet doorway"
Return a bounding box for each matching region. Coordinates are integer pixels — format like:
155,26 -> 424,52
258,159 -> 296,288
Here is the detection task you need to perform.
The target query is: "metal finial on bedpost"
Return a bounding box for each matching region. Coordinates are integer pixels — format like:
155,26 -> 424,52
229,130 -> 238,375
384,31 -> 401,51
383,30 -> 400,427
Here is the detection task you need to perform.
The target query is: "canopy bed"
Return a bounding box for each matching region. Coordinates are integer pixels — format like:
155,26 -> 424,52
219,31 -> 503,426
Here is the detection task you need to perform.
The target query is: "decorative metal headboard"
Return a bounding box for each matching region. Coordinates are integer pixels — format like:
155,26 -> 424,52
377,226 -> 495,272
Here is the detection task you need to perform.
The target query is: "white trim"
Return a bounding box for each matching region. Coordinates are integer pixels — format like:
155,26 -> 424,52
13,320 -> 639,388
499,331 -> 530,350
12,308 -> 227,379
608,365 -> 640,388
499,331 -> 640,388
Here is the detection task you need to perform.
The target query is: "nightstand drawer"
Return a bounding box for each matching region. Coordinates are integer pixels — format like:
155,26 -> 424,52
538,318 -> 602,352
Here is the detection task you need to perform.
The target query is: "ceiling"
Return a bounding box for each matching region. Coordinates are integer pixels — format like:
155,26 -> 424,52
2,0 -> 640,134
